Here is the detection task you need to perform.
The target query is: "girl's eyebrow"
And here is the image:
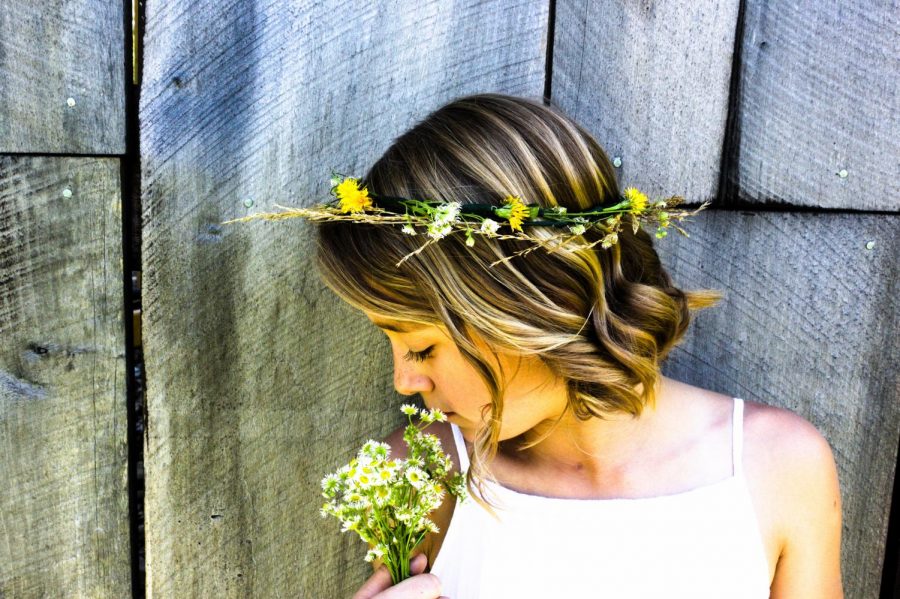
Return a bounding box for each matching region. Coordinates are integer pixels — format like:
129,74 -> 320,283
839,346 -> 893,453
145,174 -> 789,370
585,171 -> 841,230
371,319 -> 427,333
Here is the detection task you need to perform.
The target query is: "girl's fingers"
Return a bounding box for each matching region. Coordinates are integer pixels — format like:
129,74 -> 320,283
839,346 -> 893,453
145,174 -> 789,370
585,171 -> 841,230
376,573 -> 442,599
352,554 -> 441,599
352,565 -> 393,599
409,553 -> 427,575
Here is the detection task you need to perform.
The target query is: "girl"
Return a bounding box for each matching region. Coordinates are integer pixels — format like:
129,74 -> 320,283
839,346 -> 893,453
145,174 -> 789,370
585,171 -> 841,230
314,94 -> 843,598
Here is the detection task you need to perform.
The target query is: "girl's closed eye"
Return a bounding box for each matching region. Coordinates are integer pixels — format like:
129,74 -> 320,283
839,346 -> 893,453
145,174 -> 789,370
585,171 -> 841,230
403,346 -> 434,363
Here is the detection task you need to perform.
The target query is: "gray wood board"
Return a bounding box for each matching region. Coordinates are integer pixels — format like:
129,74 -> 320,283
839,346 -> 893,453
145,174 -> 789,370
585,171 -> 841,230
658,210 -> 899,599
729,1 -> 899,210
0,156 -> 130,597
139,0 -> 548,596
551,0 -> 740,202
0,0 -> 125,153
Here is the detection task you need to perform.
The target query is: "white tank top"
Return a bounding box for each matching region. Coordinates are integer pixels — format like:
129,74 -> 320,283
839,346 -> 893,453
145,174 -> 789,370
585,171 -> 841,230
430,397 -> 771,598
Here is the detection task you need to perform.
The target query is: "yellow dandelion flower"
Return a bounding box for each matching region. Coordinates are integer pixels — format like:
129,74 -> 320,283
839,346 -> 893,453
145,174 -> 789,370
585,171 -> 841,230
624,187 -> 648,215
335,178 -> 372,213
505,195 -> 529,231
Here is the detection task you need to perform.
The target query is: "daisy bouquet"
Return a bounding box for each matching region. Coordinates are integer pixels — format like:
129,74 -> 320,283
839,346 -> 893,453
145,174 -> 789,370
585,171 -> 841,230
320,405 -> 467,584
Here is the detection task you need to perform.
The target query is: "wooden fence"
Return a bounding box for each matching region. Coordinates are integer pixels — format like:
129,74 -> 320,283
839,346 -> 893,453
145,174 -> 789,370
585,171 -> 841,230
0,0 -> 131,596
1,1 -> 897,597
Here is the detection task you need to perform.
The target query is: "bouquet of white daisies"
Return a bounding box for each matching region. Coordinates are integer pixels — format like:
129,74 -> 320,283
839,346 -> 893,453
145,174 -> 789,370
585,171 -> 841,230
320,405 -> 468,584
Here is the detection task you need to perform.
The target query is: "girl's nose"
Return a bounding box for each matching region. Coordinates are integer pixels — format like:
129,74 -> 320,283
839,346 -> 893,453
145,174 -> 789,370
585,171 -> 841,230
392,354 -> 433,396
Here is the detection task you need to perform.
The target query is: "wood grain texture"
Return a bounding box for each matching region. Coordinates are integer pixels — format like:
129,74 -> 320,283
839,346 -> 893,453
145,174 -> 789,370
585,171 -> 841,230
0,156 -> 130,597
729,0 -> 899,210
551,0 -> 740,202
658,210 -> 899,599
139,0 -> 547,596
0,0 -> 125,153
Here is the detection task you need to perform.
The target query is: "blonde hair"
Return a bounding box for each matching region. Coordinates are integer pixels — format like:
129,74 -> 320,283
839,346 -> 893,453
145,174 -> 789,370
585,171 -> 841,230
315,93 -> 722,509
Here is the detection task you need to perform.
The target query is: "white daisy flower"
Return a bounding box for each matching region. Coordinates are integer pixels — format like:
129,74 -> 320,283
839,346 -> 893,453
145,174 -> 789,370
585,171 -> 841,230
432,202 -> 461,225
568,216 -> 588,235
423,519 -> 440,534
427,222 -> 453,239
365,546 -> 385,562
405,467 -> 427,489
480,219 -> 500,235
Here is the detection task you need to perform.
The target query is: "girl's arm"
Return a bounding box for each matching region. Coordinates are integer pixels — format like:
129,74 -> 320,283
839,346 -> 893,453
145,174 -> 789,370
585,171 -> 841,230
763,410 -> 844,598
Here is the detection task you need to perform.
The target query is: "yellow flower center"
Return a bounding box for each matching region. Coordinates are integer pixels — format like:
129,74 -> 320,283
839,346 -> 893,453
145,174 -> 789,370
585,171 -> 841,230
505,196 -> 529,231
624,187 -> 648,215
336,178 -> 373,213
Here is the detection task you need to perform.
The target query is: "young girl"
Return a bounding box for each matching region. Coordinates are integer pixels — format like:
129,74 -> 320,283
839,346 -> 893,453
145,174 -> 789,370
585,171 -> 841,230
314,94 -> 843,598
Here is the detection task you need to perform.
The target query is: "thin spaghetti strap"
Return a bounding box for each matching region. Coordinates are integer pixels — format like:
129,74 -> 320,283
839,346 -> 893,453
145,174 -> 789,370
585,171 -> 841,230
450,422 -> 470,473
732,397 -> 744,477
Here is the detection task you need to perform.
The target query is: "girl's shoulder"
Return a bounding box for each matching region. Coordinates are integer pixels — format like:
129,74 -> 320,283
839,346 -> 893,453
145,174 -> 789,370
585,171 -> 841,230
741,398 -> 838,498
670,386 -> 840,587
689,393 -> 839,534
740,398 -> 842,588
670,383 -> 834,480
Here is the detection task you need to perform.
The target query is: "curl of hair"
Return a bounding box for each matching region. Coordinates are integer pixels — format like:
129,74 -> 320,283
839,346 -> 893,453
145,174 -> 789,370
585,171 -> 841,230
315,93 -> 722,512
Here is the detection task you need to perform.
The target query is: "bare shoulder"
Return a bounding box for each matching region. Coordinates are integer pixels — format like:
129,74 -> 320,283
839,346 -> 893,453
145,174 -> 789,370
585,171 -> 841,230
742,400 -> 839,486
742,400 -> 841,513
742,400 -> 844,597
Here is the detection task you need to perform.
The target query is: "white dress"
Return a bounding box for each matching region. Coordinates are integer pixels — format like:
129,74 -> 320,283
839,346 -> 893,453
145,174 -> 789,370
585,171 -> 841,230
430,398 -> 771,598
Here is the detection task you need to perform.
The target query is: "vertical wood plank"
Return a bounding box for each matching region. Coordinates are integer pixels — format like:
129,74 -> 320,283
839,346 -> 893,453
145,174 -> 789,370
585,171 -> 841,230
730,0 -> 899,210
552,0 -> 740,201
0,156 -> 130,597
0,1 -> 126,154
659,210 -> 900,598
140,1 -> 548,596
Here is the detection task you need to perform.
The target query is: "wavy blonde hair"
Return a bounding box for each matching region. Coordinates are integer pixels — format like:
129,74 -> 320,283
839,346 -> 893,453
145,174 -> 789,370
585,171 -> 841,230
315,93 -> 722,509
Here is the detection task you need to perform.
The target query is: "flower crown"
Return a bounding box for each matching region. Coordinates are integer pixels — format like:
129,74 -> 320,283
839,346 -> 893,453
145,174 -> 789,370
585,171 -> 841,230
222,173 -> 709,267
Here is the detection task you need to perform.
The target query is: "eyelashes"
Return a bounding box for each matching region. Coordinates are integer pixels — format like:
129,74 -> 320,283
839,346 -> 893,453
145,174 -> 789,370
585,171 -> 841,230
402,346 -> 434,363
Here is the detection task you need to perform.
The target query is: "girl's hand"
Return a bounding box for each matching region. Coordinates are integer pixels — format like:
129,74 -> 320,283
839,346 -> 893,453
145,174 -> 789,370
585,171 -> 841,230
352,554 -> 446,599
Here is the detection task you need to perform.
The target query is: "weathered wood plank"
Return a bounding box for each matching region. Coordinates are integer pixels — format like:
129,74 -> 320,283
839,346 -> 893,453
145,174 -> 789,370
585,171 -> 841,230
0,156 -> 130,597
140,1 -> 548,596
729,1 -> 899,210
659,210 -> 899,599
0,0 -> 125,153
552,0 -> 740,202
